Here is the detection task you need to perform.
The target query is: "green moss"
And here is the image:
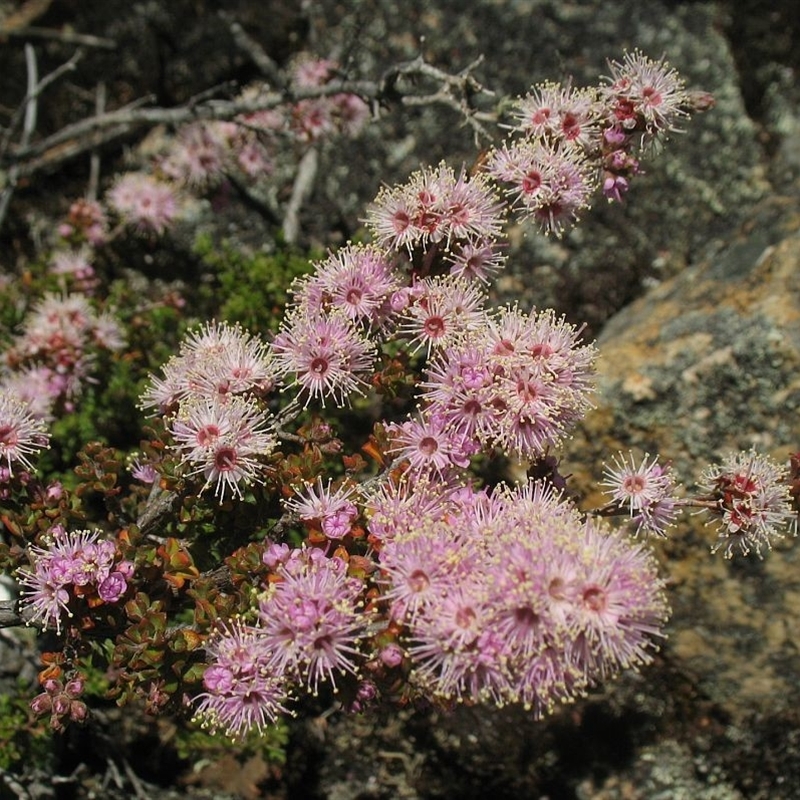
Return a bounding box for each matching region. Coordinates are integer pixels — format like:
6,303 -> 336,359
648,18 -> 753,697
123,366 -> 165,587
0,681 -> 52,771
193,233 -> 315,333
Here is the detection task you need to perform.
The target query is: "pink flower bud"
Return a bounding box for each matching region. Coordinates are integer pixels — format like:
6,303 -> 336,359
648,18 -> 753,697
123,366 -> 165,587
379,643 -> 404,668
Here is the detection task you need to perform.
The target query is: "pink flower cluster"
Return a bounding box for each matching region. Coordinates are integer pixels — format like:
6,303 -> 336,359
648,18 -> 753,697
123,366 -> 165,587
140,321 -> 280,500
2,294 -> 126,419
57,198 -> 108,247
0,391 -> 50,477
159,57 -> 368,192
698,449 -> 794,558
18,527 -> 134,634
194,621 -> 291,738
365,162 -> 506,281
602,451 -> 679,538
487,51 -> 692,234
106,172 -> 179,236
194,547 -> 368,738
30,675 -> 88,731
374,480 -> 668,716
284,477 -> 360,541
389,305 -> 596,469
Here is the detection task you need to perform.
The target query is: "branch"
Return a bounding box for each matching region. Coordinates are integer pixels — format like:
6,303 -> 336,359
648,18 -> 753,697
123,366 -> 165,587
283,146 -> 318,245
0,599 -> 37,629
3,26 -> 117,50
2,55 -> 497,179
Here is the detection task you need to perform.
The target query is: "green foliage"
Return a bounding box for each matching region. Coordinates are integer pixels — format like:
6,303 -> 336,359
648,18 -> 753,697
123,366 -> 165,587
193,233 -> 315,333
0,681 -> 52,771
174,716 -> 289,767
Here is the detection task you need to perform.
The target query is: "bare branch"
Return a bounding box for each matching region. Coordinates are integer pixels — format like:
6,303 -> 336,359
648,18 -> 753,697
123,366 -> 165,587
283,146 -> 319,245
87,81 -> 106,202
0,43 -> 39,227
3,26 -> 116,50
2,55 -> 496,180
221,13 -> 284,89
0,599 -> 38,629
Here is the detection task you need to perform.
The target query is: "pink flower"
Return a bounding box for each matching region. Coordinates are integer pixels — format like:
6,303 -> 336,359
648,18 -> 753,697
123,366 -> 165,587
397,276 -> 488,356
258,549 -> 368,692
0,392 -> 50,475
140,321 -> 276,414
170,395 -> 278,501
107,173 -> 179,235
97,571 -> 128,602
292,244 -> 402,328
272,309 -> 376,407
600,51 -> 688,144
284,478 -> 359,540
18,528 -> 131,633
698,449 -> 794,558
193,621 -> 292,738
487,139 -> 595,236
513,81 -> 601,148
386,412 -> 471,478
365,163 -> 504,254
160,122 -> 229,189
602,452 -> 679,538
378,480 -> 668,714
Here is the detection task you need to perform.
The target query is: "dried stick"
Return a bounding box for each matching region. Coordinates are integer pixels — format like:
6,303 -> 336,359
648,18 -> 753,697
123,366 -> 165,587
2,55 -> 496,180
283,146 -> 318,245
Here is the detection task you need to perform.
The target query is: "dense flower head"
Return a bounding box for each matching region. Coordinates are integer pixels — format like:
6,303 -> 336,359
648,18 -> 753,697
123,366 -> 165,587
486,139 -> 595,236
271,308 -> 377,407
418,305 -> 596,461
193,620 -> 292,738
600,51 -> 689,145
377,480 -> 669,715
289,57 -> 369,141
290,243 -> 402,329
49,248 -> 98,293
386,411 -> 477,479
1,367 -> 60,421
169,394 -> 278,501
361,475 -> 457,545
140,321 -> 277,414
258,547 -> 369,692
17,526 -> 133,634
284,477 -> 360,540
30,672 -> 88,731
106,172 -> 179,235
159,122 -> 232,189
602,451 -> 679,538
698,449 -> 794,558
57,198 -> 108,246
0,391 -> 50,475
512,81 -> 602,148
394,276 -> 488,356
365,163 -> 505,258
5,294 -> 127,410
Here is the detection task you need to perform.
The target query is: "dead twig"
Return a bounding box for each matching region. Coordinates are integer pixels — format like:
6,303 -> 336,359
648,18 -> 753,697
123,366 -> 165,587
283,146 -> 318,245
3,26 -> 117,50
221,12 -> 285,89
2,55 -> 496,181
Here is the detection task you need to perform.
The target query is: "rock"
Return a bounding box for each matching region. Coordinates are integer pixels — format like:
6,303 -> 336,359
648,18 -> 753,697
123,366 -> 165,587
559,193 -> 800,797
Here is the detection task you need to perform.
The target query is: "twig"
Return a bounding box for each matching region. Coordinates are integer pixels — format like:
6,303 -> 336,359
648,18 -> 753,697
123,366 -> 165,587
87,81 -> 106,202
4,26 -> 117,50
0,43 -> 39,228
2,56 -> 495,179
283,146 -> 318,245
221,13 -> 284,89
0,599 -> 39,629
0,47 -> 84,156
121,759 -> 153,800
